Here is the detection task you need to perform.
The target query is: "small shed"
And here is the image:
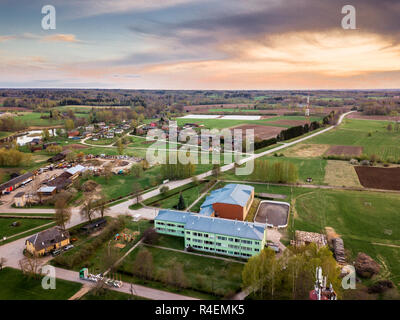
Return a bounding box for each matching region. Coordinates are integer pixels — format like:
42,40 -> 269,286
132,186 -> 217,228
80,218 -> 107,234
14,192 -> 26,207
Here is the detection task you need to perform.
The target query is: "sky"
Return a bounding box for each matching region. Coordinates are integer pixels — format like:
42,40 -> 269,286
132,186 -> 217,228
0,0 -> 399,89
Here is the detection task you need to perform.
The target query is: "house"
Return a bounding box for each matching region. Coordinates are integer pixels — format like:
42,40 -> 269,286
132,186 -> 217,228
0,172 -> 35,194
25,227 -> 70,256
14,192 -> 27,207
37,186 -> 57,197
199,184 -> 254,221
85,125 -> 95,132
68,130 -> 80,138
155,209 -> 267,259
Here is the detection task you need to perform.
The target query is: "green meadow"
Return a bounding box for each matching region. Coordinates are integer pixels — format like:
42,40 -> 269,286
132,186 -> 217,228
0,267 -> 82,300
307,119 -> 400,161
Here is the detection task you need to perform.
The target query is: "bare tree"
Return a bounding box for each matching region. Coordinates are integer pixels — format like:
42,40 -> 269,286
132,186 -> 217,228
131,182 -> 142,205
103,163 -> 113,182
54,196 -> 72,230
0,257 -> 7,271
101,244 -> 121,274
19,256 -> 41,279
80,192 -> 97,223
95,194 -> 110,218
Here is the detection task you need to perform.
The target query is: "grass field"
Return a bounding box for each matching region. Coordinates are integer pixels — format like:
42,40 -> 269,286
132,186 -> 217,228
323,160 -> 362,187
0,267 -> 82,300
291,187 -> 400,286
119,244 -> 244,298
307,119 -> 400,161
144,183 -> 205,210
0,217 -> 52,238
221,156 -> 327,185
175,115 -> 322,130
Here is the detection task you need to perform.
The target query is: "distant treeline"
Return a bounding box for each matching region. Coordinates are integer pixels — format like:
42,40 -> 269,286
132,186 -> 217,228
277,121 -> 322,141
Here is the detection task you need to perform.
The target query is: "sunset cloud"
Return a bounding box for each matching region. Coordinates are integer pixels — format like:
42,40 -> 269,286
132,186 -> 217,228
0,0 -> 399,89
41,34 -> 82,43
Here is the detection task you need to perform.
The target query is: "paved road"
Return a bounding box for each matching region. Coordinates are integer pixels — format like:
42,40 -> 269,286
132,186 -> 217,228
53,267 -> 198,300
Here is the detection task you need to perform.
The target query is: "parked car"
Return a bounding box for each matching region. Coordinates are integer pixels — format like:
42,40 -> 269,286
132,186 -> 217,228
51,249 -> 62,256
63,244 -> 74,251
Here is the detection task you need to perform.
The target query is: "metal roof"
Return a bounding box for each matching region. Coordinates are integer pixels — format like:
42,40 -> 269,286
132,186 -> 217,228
37,186 -> 57,193
66,164 -> 86,175
0,172 -> 34,191
200,184 -> 254,209
155,209 -> 266,241
199,206 -> 214,216
156,209 -> 191,224
185,215 -> 266,241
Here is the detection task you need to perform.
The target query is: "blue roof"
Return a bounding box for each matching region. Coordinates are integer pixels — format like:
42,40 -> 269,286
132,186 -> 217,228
199,206 -> 214,216
155,209 -> 191,224
185,215 -> 265,241
200,184 -> 254,210
155,209 -> 266,241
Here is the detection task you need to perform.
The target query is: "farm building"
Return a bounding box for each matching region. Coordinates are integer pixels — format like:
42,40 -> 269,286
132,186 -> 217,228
80,218 -> 107,234
0,172 -> 35,195
14,192 -> 27,207
47,150 -> 71,163
65,164 -> 86,180
199,184 -> 254,220
37,186 -> 57,197
45,172 -> 73,191
25,227 -> 70,256
155,209 -> 267,258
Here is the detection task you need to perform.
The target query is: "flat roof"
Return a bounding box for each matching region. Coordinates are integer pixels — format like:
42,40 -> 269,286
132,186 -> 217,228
38,186 -> 57,193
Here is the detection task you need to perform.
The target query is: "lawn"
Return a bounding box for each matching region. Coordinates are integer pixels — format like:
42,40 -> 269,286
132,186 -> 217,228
292,187 -> 400,286
220,156 -> 327,185
307,119 -> 400,161
119,244 -> 244,298
0,267 -> 82,300
144,182 -> 206,210
175,115 -> 322,130
88,167 -> 163,201
0,217 -> 52,239
15,112 -> 65,127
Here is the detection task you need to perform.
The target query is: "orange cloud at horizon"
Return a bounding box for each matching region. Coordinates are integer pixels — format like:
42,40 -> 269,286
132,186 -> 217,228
1,30 -> 400,89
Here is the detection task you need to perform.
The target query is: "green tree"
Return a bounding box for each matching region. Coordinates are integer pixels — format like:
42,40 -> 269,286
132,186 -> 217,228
176,192 -> 186,210
116,139 -> 124,155
65,119 -> 75,131
42,129 -> 50,141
